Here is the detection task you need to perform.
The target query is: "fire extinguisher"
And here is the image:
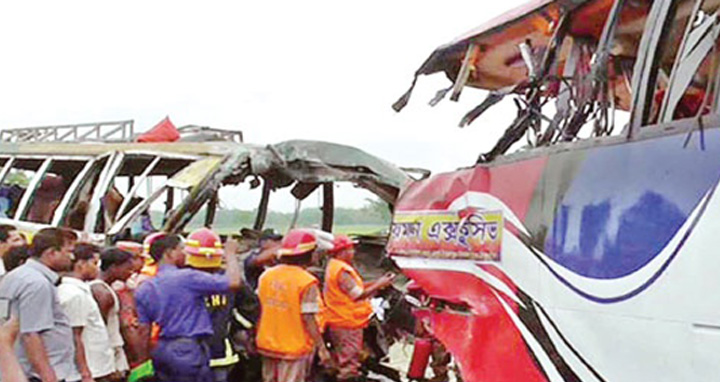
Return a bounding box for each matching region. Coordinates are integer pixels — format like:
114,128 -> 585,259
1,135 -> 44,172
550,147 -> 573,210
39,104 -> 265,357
407,337 -> 433,381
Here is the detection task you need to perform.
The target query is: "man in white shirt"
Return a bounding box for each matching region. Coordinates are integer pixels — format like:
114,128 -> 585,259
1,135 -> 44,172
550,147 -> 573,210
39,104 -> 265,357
58,243 -> 117,382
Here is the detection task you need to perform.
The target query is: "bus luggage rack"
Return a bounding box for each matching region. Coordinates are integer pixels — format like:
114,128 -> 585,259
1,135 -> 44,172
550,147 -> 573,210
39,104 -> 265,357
0,120 -> 135,143
0,120 -> 244,143
176,125 -> 243,143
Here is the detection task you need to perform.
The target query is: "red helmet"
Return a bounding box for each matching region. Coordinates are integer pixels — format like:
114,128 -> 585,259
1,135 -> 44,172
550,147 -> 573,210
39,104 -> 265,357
278,229 -> 317,257
185,228 -> 223,268
328,234 -> 356,254
142,232 -> 167,262
116,241 -> 143,257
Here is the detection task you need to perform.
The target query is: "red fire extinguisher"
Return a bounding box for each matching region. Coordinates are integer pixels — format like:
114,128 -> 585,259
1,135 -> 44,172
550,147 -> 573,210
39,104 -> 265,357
407,337 -> 433,380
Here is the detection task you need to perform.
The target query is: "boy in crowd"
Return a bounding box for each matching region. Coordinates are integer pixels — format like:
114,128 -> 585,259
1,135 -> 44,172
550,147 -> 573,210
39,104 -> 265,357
58,243 -> 117,382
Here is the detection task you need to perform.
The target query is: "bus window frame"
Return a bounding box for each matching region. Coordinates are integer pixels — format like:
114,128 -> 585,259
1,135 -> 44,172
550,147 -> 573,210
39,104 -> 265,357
12,158 -> 52,221
18,157 -> 93,224
52,154 -> 110,227
88,151 -> 198,234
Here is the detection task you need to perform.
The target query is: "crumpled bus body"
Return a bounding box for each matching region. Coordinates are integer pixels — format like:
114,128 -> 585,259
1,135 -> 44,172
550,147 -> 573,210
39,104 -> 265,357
0,128 -> 411,242
391,0 -> 720,380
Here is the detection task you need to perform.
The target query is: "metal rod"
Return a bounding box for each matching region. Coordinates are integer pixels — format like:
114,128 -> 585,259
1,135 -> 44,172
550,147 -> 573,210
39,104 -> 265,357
253,178 -> 271,231
321,183 -> 334,232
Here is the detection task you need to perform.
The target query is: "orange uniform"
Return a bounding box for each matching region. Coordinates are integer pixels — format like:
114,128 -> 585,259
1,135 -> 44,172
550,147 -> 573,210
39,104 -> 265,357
323,258 -> 373,329
256,264 -> 319,359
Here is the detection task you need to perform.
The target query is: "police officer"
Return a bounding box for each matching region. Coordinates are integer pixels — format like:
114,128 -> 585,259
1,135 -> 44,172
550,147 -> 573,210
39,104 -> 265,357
134,233 -> 242,382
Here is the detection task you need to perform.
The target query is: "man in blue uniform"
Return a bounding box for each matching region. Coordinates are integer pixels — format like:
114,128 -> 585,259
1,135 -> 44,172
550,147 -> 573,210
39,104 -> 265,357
134,233 -> 242,382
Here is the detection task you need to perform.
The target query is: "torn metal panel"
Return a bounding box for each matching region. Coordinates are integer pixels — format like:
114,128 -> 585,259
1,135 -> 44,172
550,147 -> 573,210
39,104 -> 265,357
450,44 -> 481,101
290,182 -> 321,201
165,157 -> 223,189
460,85 -> 516,127
158,140 -> 410,234
394,0 -> 669,162
392,0 -> 568,112
159,149 -> 251,233
518,41 -> 538,79
475,8 -> 574,161
394,0 -> 594,100
268,140 -> 412,203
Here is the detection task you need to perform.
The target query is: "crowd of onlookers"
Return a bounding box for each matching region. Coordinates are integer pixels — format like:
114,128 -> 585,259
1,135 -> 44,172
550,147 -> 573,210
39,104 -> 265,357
0,224 -> 402,382
0,226 -> 139,382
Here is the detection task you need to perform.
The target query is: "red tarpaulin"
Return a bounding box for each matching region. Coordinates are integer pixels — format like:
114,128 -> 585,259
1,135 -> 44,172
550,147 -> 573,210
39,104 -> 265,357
136,117 -> 180,143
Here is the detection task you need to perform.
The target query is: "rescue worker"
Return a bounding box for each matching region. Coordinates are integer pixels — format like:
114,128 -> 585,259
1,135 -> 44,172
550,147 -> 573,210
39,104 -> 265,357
136,232 -> 165,285
243,229 -> 282,290
134,233 -> 242,382
184,228 -> 240,382
256,229 -> 332,382
324,235 -> 396,382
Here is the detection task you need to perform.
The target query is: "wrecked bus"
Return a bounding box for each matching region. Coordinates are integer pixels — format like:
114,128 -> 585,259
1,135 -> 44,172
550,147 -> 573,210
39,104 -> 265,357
392,0 -> 720,381
0,120 -> 412,243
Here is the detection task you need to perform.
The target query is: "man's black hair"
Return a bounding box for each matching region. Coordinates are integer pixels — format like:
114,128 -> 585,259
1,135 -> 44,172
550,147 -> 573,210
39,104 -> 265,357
73,243 -> 101,264
31,228 -> 78,258
278,251 -> 313,266
3,245 -> 29,272
0,224 -> 16,243
259,229 -> 282,244
150,234 -> 182,263
100,247 -> 133,272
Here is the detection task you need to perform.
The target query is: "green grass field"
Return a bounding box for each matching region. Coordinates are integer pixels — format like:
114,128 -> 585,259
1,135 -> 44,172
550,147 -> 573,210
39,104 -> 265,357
207,223 -> 387,236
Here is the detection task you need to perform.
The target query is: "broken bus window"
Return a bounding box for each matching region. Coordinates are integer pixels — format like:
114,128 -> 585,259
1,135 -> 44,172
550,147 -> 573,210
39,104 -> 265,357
394,0 -> 720,161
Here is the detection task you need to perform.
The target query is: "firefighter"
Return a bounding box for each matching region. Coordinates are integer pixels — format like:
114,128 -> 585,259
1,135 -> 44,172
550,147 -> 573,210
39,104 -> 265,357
185,228 -> 240,382
137,232 -> 165,283
134,233 -> 242,382
323,235 -> 395,382
256,229 -> 332,382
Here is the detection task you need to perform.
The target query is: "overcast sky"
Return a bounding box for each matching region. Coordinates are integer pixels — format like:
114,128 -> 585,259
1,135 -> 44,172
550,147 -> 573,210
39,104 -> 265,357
0,0 -> 526,211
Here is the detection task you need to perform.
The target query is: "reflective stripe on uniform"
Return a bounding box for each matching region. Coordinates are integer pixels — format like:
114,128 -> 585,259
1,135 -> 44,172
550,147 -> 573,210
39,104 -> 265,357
210,338 -> 240,367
